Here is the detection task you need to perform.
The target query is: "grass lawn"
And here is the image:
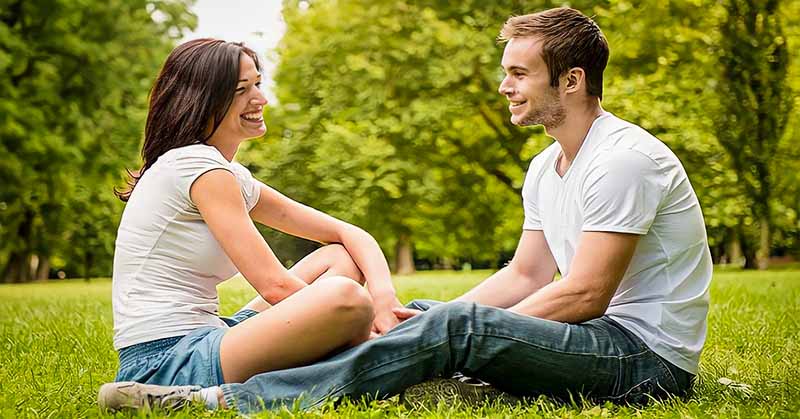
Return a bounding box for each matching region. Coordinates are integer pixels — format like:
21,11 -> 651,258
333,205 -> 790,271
1,269 -> 798,418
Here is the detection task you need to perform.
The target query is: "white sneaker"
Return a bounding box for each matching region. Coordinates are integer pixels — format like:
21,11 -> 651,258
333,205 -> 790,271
97,381 -> 203,412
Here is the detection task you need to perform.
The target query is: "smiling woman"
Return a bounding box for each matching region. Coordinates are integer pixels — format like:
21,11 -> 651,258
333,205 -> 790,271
100,39 -> 410,411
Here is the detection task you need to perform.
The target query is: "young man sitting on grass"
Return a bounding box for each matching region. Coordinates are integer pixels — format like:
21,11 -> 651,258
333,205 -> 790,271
99,7 -> 711,413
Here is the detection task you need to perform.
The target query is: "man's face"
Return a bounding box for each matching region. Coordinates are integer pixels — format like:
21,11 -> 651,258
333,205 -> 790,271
498,37 -> 565,128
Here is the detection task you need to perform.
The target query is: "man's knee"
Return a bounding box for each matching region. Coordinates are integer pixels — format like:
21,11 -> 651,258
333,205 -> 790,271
405,299 -> 444,312
427,301 -> 475,322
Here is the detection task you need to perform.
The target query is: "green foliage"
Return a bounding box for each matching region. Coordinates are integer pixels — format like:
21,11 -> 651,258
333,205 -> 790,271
1,270 -> 799,417
713,0 -> 794,267
0,0 -> 196,281
249,0 -> 798,269
242,0 -> 555,268
1,0 -> 798,275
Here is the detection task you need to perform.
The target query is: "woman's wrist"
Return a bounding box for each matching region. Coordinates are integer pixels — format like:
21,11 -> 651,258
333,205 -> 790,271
368,285 -> 398,305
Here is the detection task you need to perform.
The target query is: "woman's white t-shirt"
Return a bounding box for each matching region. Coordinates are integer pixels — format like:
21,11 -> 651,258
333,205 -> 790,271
521,112 -> 712,374
112,144 -> 263,350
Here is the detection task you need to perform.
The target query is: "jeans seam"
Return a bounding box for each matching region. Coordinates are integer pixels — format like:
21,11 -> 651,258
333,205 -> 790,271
307,329 -> 646,408
307,339 -> 452,408
474,330 -> 650,359
653,354 -> 679,392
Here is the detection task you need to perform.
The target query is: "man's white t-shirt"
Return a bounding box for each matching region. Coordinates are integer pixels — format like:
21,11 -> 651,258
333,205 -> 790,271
112,144 -> 263,350
521,112 -> 712,374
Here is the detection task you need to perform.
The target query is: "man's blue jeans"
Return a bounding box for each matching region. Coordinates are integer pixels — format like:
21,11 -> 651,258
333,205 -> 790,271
220,300 -> 694,413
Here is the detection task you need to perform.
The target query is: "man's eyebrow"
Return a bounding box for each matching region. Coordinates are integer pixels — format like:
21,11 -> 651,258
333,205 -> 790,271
505,65 -> 529,72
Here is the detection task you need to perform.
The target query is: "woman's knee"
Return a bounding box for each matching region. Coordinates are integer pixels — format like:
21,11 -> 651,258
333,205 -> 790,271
318,275 -> 374,326
320,244 -> 363,283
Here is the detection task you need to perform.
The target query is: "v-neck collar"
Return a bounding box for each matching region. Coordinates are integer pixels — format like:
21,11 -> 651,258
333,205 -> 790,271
553,112 -> 611,181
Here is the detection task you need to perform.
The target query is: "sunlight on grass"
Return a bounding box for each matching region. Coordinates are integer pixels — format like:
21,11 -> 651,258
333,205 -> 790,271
1,270 -> 798,418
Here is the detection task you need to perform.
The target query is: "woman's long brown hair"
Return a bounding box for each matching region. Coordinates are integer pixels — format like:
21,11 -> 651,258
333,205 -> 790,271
115,39 -> 260,201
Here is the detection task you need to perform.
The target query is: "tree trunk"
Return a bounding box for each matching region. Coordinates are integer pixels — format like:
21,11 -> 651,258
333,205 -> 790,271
2,252 -> 32,283
3,252 -> 22,283
756,217 -> 770,270
726,228 -> 743,267
394,233 -> 415,275
35,255 -> 50,280
741,233 -> 758,270
84,252 -> 94,282
3,212 -> 34,282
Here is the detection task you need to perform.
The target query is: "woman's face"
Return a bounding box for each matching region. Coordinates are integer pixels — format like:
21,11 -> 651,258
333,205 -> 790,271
211,53 -> 267,143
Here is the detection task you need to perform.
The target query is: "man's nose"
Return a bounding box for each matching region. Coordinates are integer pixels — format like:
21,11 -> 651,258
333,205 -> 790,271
498,77 -> 512,95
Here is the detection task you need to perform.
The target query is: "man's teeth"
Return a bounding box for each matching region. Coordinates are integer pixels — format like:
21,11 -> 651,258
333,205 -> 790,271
511,101 -> 526,106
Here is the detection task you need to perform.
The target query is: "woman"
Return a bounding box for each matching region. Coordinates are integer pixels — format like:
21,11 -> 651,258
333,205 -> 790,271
102,39 -> 406,407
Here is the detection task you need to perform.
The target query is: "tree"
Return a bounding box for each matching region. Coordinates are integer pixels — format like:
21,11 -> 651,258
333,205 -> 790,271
0,0 -> 195,281
243,0 -> 544,272
714,0 -> 793,269
249,0 -> 798,272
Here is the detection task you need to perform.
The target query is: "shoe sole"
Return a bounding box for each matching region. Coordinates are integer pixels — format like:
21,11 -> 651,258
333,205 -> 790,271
400,378 -> 519,409
98,381 -> 151,412
97,381 -> 199,413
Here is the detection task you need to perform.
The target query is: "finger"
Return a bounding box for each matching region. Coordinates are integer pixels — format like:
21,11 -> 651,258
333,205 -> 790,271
392,307 -> 422,320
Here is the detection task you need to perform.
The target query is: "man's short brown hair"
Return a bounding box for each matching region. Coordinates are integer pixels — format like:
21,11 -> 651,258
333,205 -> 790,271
499,7 -> 609,99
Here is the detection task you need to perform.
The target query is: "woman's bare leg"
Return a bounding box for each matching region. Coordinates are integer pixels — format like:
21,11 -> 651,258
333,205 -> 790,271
219,243 -> 374,384
241,244 -> 364,312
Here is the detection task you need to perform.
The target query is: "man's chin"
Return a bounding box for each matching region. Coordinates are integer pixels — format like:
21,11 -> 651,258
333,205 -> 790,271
510,114 -> 535,127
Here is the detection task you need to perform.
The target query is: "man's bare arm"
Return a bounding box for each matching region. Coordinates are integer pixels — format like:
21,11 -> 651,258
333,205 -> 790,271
456,230 -> 558,308
509,231 -> 639,323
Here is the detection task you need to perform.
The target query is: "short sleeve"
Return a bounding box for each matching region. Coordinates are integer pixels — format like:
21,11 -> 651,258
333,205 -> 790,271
521,155 -> 546,231
229,162 -> 263,211
173,146 -> 232,206
581,150 -> 666,235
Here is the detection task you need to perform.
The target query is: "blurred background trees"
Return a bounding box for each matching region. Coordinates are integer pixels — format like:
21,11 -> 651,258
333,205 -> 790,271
1,0 -> 798,281
0,0 -> 195,281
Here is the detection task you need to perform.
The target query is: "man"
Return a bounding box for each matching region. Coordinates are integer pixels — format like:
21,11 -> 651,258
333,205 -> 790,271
99,7 -> 710,413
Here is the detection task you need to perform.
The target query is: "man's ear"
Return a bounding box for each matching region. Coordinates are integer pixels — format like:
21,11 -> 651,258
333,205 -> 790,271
563,67 -> 586,94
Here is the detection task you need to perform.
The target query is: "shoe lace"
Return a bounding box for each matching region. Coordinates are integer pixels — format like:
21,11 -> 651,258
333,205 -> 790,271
146,386 -> 199,409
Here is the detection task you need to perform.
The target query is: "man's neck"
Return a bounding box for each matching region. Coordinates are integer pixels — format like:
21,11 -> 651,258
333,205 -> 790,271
548,100 -> 604,166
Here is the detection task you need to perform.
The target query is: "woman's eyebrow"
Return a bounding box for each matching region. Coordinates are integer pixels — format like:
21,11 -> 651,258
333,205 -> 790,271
238,74 -> 262,83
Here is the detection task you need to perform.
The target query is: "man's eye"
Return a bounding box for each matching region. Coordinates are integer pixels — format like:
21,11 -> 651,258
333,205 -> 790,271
255,82 -> 262,88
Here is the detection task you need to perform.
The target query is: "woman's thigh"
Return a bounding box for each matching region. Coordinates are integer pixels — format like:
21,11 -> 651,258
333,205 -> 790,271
220,276 -> 374,384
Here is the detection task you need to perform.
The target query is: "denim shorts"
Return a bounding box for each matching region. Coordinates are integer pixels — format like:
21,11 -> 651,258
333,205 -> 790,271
115,309 -> 259,387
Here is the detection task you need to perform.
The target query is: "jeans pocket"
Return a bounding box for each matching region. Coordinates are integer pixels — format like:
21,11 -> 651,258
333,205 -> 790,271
115,352 -> 168,383
604,351 -> 680,405
607,377 -> 657,405
652,355 -> 681,395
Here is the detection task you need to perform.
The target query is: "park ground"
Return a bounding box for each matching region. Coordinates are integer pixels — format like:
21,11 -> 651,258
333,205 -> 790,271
1,269 -> 798,418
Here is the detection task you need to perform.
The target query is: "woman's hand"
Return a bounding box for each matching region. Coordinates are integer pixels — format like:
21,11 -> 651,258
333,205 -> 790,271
371,294 -> 404,335
371,295 -> 424,335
